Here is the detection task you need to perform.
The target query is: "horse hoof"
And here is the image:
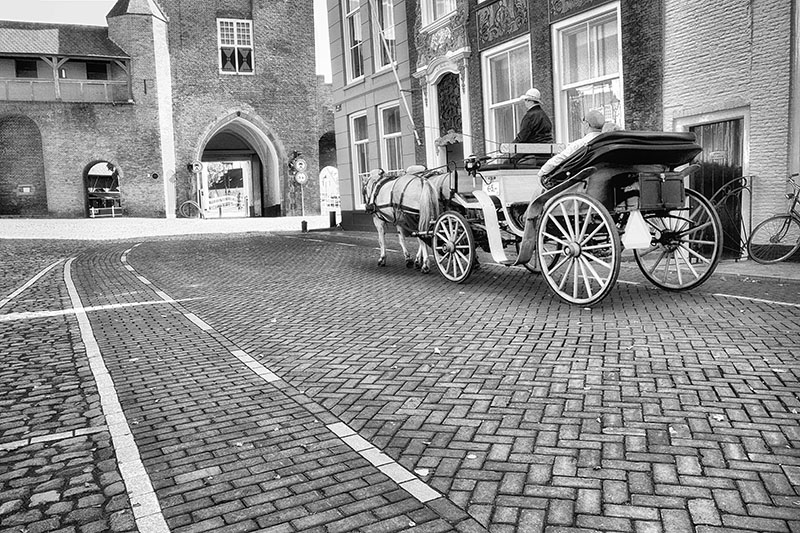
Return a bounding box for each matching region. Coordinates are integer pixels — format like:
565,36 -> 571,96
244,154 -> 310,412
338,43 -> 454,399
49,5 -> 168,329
378,258 -> 386,267
421,265 -> 430,274
406,259 -> 414,268
414,260 -> 422,270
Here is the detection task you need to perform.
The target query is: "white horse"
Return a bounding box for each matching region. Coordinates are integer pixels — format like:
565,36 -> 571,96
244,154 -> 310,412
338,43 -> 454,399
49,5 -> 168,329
363,166 -> 450,273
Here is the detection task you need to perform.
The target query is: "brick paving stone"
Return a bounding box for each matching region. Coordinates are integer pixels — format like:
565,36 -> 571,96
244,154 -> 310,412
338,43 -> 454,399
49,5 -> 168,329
3,235 -> 800,533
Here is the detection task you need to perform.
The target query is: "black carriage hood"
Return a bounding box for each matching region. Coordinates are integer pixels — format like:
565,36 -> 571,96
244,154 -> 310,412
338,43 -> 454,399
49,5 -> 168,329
546,131 -> 702,183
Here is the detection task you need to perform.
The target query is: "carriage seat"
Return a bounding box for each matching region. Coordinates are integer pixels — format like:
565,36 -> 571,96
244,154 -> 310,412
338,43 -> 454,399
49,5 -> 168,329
541,131 -> 702,188
406,164 -> 427,175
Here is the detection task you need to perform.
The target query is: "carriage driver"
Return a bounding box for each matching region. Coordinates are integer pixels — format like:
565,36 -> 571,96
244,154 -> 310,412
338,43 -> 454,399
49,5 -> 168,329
513,88 -> 554,144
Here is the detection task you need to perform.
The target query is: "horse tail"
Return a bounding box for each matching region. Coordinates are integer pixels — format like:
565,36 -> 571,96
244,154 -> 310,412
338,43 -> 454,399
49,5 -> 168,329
417,174 -> 441,234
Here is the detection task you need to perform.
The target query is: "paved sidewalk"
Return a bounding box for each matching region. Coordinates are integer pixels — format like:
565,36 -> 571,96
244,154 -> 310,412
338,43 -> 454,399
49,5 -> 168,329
0,216 -> 336,241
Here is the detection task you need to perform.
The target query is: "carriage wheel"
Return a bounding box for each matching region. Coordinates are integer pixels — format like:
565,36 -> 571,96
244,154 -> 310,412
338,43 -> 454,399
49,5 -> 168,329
433,211 -> 476,283
633,188 -> 722,291
536,193 -> 621,306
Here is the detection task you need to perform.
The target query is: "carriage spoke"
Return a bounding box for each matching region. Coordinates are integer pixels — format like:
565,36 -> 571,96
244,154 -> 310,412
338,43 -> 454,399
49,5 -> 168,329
557,257 -> 574,291
543,231 -> 570,247
547,213 -> 573,244
577,258 -> 593,297
572,257 -> 580,299
645,249 -> 669,276
580,256 -> 606,287
681,243 -> 712,265
675,245 -> 701,279
558,202 -> 576,240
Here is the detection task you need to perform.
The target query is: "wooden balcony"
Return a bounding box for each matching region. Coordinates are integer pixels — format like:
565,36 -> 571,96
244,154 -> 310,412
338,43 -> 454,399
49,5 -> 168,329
0,78 -> 131,103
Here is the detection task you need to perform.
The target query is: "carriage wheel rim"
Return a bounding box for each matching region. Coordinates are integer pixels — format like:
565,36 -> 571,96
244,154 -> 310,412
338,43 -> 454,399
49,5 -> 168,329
537,194 -> 620,305
634,188 -> 722,290
433,212 -> 474,283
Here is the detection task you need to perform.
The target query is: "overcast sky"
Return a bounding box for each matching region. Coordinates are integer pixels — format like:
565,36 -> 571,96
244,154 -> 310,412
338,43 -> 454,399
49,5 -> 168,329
0,0 -> 332,82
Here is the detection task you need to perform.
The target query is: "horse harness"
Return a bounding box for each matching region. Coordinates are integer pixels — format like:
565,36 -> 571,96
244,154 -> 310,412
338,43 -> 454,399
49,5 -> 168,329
365,173 -> 425,227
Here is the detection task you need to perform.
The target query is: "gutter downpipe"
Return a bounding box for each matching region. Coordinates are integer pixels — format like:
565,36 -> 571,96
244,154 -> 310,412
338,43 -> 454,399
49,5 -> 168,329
791,0 -> 800,175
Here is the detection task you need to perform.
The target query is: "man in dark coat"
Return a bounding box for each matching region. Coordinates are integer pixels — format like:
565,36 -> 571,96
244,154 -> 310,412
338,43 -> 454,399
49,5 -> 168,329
513,88 -> 554,144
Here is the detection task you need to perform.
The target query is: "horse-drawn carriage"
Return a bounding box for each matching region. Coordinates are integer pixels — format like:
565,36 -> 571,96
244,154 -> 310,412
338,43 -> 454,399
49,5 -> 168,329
365,131 -> 723,306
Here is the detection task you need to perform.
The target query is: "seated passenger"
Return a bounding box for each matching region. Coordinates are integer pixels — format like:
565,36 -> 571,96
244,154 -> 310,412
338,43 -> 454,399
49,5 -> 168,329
537,109 -> 606,179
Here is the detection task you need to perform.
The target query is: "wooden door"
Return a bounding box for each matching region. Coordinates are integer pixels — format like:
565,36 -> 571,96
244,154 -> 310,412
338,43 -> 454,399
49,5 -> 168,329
690,119 -> 744,257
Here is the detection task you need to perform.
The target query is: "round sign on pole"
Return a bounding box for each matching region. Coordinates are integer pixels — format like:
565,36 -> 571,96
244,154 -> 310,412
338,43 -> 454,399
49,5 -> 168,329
294,171 -> 308,185
293,158 -> 308,172
191,161 -> 203,173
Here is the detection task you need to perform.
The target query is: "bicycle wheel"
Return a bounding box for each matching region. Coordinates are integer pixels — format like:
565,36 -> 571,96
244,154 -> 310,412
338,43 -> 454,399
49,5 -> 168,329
747,215 -> 800,264
179,200 -> 201,218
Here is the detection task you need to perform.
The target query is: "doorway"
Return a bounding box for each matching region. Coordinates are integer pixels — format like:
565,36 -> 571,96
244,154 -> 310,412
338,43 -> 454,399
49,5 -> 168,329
689,118 -> 744,257
201,160 -> 252,218
437,72 -> 463,168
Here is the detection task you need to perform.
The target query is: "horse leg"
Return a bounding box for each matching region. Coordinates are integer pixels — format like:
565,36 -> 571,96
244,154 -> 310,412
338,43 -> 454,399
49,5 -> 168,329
418,239 -> 431,274
397,228 -> 414,268
374,217 -> 387,267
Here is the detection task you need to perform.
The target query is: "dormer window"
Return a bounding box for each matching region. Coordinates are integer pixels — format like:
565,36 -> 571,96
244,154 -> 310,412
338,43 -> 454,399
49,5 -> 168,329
217,19 -> 254,75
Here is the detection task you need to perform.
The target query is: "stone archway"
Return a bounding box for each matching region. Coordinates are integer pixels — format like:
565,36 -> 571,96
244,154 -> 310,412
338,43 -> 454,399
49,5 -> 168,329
195,114 -> 281,217
0,115 -> 47,216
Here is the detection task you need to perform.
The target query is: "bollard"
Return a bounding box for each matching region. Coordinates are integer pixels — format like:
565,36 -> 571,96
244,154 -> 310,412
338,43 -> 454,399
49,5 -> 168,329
301,220 -> 308,233
329,211 -> 336,228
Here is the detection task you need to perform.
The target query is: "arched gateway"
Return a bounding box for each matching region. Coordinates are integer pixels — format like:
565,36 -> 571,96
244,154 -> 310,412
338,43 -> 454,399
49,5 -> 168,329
192,113 -> 281,217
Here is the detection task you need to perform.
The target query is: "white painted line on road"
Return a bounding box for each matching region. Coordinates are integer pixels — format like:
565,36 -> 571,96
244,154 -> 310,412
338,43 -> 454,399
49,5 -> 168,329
712,292 -> 800,309
64,258 -> 170,533
184,312 -> 213,331
0,258 -> 63,310
0,299 -> 189,323
330,419 -> 441,504
118,247 -> 444,508
0,425 -> 109,452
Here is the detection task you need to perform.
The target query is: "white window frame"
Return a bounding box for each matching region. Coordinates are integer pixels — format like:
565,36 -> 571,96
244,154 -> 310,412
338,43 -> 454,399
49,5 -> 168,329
217,19 -> 254,75
343,0 -> 365,83
378,102 -> 403,175
350,112 -> 370,208
480,35 -> 532,153
421,0 -> 456,29
552,2 -> 623,142
374,0 -> 396,71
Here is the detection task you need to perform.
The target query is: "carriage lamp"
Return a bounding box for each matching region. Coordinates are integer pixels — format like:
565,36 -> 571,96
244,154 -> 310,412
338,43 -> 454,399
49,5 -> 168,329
465,155 -> 481,174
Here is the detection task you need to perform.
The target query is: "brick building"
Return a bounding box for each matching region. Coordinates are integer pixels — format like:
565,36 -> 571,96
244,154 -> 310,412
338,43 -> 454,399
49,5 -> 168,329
329,0 -> 799,247
0,0 -> 330,220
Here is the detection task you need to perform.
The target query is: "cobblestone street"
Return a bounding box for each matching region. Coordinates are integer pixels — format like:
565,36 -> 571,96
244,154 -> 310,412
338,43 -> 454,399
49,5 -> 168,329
1,230 -> 799,533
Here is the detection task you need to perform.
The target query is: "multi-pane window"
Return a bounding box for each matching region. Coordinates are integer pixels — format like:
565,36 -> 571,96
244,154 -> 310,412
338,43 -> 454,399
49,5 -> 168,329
555,6 -> 623,141
379,104 -> 403,174
350,113 -> 370,205
423,0 -> 456,26
218,19 -> 254,75
376,0 -> 396,68
483,39 -> 531,150
15,59 -> 38,78
344,0 -> 364,81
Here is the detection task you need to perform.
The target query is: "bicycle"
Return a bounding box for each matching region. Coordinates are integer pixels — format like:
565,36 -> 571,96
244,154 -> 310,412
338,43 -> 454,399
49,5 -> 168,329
707,175 -> 753,259
746,173 -> 800,264
178,200 -> 202,218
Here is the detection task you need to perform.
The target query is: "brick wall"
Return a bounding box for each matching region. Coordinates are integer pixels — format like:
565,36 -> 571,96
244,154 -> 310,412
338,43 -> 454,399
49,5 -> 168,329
160,0 -> 321,217
0,115 -> 47,216
664,0 -> 793,219
0,100 -> 167,218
